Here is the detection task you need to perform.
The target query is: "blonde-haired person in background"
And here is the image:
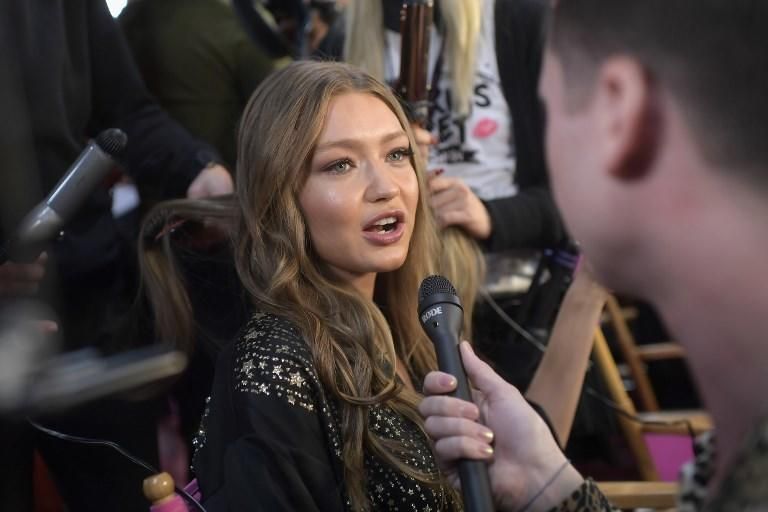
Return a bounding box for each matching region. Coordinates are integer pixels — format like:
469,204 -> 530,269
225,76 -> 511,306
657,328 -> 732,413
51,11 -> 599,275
344,0 -> 565,254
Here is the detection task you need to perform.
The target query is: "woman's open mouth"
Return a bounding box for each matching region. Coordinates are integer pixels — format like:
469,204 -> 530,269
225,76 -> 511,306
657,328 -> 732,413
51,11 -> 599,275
362,212 -> 406,245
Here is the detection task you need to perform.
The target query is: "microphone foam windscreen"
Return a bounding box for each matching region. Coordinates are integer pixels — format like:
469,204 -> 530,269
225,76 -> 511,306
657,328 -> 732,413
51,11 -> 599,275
95,128 -> 128,157
418,275 -> 457,305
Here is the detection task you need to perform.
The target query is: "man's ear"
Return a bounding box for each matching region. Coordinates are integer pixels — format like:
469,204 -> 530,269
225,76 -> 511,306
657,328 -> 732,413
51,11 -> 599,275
595,57 -> 659,180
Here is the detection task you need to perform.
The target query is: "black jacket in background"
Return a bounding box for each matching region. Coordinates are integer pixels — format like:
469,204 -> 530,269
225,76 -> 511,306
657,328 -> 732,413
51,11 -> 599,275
484,0 -> 564,251
0,0 -> 219,280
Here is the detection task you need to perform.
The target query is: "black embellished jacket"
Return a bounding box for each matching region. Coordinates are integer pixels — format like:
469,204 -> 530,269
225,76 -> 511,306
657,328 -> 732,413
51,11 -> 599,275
193,312 -> 459,511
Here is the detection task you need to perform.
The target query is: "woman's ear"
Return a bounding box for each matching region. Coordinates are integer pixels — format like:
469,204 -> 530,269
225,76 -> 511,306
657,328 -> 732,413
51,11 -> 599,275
595,57 -> 659,181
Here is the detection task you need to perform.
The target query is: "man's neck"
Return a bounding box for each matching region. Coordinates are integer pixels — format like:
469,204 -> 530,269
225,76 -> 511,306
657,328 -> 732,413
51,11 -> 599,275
647,180 -> 768,483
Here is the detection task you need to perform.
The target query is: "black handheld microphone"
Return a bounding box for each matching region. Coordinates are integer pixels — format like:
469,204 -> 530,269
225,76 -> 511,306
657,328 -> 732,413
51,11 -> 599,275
1,129 -> 127,263
418,275 -> 494,512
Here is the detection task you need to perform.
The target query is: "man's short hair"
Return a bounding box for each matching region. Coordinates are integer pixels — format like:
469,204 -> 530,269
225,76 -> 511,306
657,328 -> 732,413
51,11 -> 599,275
549,1 -> 768,184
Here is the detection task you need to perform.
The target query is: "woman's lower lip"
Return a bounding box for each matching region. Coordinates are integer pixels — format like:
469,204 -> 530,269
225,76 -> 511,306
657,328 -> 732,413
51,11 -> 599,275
361,223 -> 405,245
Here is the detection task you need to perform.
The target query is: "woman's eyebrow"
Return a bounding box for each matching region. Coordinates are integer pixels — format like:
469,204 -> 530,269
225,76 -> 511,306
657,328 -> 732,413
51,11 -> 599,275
315,131 -> 408,153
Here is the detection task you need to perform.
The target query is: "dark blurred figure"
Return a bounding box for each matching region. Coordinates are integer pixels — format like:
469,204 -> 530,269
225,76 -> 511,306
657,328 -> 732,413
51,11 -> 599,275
120,0 -> 289,170
120,0 -> 289,476
0,0 -> 232,510
308,0 -> 346,58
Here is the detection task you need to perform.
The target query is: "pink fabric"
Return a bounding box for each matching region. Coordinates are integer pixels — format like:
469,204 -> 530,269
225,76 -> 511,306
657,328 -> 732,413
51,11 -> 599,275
149,495 -> 188,512
147,480 -> 200,512
157,398 -> 190,486
644,433 -> 695,481
183,479 -> 202,502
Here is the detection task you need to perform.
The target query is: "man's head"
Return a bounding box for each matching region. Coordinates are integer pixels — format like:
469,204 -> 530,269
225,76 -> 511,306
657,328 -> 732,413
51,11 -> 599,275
540,0 -> 768,293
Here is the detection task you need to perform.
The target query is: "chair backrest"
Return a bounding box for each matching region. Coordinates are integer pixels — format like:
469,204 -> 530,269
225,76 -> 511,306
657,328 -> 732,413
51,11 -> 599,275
603,295 -> 688,412
592,327 -> 661,480
592,327 -> 705,482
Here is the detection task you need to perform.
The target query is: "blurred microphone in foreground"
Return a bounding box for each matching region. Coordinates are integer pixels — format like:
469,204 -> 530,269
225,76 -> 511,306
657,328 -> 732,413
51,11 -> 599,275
0,301 -> 187,417
0,128 -> 127,265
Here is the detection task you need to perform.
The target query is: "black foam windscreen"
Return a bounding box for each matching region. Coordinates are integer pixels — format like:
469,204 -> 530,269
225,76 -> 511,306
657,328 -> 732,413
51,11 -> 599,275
95,128 -> 127,157
418,274 -> 457,305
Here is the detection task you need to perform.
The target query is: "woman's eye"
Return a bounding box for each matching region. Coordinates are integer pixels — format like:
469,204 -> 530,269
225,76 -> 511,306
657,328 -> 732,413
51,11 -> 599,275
325,159 -> 352,174
387,147 -> 414,162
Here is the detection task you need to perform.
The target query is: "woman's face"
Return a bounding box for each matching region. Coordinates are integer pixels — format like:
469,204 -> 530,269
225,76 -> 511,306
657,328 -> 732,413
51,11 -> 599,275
299,92 -> 419,294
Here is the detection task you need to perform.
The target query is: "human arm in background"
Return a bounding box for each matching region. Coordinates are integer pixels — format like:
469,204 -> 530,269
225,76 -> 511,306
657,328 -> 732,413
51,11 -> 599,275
481,189 -> 565,250
87,0 -> 232,199
428,172 -> 492,241
409,124 -> 492,241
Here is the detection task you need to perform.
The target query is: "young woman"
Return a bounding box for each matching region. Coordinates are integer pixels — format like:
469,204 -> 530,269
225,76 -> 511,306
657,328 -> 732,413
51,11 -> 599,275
146,60 -> 463,510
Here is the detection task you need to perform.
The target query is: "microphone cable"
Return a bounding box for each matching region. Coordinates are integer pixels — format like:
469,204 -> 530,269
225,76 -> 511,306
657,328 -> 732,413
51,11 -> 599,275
29,420 -> 207,512
479,287 -> 551,355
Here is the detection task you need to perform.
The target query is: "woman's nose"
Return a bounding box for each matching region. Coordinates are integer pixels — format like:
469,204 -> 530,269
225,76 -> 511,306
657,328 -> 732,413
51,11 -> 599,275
363,163 -> 399,202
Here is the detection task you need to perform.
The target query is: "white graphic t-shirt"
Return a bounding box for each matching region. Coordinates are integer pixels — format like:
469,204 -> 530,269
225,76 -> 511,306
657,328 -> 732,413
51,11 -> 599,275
384,0 -> 516,201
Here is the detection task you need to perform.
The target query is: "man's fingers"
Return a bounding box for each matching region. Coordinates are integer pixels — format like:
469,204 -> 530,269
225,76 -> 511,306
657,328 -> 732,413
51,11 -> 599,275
419,394 -> 480,421
434,436 -> 495,462
424,415 -> 494,444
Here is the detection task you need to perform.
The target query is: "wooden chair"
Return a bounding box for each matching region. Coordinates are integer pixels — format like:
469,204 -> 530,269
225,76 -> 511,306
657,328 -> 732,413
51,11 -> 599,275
592,327 -> 711,481
597,480 -> 679,510
143,471 -> 681,512
603,295 -> 689,412
602,295 -> 712,434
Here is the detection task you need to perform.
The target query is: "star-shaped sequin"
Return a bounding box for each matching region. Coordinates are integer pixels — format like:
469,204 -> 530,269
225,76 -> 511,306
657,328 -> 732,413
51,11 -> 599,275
289,371 -> 304,387
241,359 -> 255,376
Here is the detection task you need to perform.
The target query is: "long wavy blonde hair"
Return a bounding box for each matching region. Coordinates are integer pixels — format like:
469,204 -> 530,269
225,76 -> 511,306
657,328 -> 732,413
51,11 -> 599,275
215,61 -> 460,509
234,61 -> 451,508
139,60 -> 479,509
345,0 -> 481,117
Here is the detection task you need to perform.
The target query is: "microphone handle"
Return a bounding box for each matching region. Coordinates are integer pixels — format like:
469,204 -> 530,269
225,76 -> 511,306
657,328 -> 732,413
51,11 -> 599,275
432,334 -> 495,512
459,461 -> 495,512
